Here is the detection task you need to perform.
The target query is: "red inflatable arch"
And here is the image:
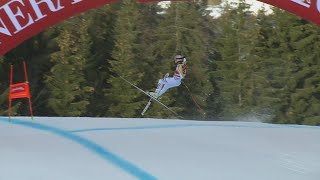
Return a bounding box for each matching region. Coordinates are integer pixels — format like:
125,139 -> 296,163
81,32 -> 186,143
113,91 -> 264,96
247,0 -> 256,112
0,0 -> 170,55
259,0 -> 320,25
0,0 -> 319,56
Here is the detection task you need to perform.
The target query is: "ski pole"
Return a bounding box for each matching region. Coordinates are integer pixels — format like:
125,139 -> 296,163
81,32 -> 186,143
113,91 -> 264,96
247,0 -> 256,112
182,81 -> 206,115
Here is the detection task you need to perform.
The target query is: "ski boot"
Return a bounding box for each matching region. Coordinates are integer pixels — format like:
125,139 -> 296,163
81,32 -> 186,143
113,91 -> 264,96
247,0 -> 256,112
148,92 -> 160,99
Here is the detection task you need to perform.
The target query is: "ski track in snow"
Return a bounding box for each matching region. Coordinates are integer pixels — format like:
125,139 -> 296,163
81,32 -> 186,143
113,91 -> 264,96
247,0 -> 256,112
279,153 -> 313,174
1,116 -> 320,180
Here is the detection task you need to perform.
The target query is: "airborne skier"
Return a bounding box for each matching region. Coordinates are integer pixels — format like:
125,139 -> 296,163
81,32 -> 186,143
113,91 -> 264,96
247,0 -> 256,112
120,54 -> 187,117
148,54 -> 187,99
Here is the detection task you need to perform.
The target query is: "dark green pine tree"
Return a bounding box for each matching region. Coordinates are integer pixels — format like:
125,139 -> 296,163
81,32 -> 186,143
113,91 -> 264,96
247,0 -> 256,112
283,21 -> 320,125
265,9 -> 310,124
24,27 -> 61,116
150,1 -> 214,119
246,7 -> 289,122
135,3 -> 162,91
105,0 -> 147,117
85,5 -> 118,117
213,0 -> 261,120
45,16 -> 93,116
131,3 -> 168,117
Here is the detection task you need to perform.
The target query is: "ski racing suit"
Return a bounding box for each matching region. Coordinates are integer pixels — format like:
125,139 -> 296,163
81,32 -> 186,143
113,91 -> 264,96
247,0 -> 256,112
155,58 -> 187,97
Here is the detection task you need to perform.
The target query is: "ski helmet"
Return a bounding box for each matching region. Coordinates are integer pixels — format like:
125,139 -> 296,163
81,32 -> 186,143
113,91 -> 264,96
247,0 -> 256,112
175,55 -> 183,59
175,54 -> 183,64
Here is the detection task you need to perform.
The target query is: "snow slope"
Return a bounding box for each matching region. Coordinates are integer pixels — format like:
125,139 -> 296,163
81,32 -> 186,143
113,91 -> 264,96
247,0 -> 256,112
1,117 -> 319,180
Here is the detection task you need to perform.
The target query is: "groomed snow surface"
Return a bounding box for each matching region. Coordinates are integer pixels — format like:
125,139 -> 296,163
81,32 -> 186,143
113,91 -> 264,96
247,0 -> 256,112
1,117 -> 319,180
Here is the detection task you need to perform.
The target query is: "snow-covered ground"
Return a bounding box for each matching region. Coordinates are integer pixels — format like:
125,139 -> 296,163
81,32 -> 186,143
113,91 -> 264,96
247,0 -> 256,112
1,116 -> 319,180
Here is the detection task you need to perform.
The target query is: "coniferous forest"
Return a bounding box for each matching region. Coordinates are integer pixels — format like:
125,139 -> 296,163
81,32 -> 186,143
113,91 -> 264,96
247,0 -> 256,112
0,0 -> 319,125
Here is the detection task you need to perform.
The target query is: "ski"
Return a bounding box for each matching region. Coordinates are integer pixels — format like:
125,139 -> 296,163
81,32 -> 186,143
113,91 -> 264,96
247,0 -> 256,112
119,76 -> 182,118
141,98 -> 152,116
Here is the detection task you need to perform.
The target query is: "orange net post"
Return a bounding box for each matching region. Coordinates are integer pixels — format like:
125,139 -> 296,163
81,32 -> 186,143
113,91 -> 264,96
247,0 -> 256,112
8,61 -> 33,120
